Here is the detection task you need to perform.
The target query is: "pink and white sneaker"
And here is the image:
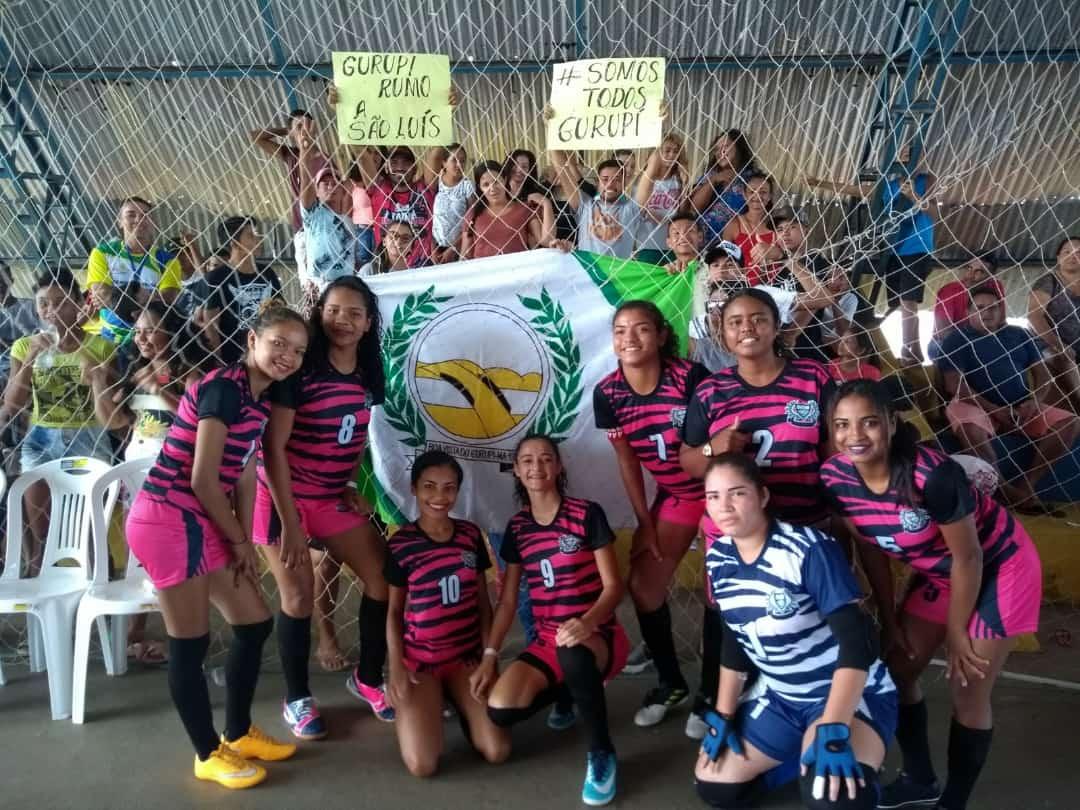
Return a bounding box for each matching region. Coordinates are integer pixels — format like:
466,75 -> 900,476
345,669 -> 395,722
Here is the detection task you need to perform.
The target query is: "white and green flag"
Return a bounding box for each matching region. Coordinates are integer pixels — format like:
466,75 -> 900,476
362,249 -> 694,532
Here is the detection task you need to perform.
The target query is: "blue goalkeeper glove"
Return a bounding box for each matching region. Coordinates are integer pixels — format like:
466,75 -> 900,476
701,710 -> 744,762
800,722 -> 861,799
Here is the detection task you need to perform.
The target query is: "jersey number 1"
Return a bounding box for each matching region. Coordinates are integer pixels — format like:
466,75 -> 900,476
438,574 -> 461,605
647,433 -> 668,461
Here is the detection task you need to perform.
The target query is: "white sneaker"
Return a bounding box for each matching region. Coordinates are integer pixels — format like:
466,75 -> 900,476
684,710 -> 708,740
633,685 -> 689,727
622,642 -> 654,675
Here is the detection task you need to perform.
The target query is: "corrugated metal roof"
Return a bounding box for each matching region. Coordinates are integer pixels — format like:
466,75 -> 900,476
1,0 -> 1077,272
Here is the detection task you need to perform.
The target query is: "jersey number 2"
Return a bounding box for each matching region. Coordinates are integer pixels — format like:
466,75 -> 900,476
750,429 -> 774,467
438,574 -> 461,605
338,414 -> 357,445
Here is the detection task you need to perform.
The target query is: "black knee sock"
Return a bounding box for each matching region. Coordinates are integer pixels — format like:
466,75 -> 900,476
896,699 -> 938,785
277,611 -> 312,702
557,644 -> 613,754
487,683 -> 565,727
939,719 -> 993,810
696,775 -> 766,808
553,682 -> 573,712
636,601 -> 687,690
167,634 -> 217,760
223,618 -> 273,742
699,604 -> 723,703
357,596 -> 389,687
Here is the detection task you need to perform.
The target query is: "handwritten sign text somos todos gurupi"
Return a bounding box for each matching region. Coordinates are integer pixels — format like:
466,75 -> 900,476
333,52 -> 453,146
546,57 -> 666,150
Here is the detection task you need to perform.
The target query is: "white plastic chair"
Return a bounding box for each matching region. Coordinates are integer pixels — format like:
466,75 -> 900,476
72,456 -> 158,723
0,457 -> 115,719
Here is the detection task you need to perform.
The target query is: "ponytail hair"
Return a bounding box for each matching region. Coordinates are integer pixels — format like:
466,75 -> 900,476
829,379 -> 921,507
251,298 -> 306,335
612,299 -> 679,359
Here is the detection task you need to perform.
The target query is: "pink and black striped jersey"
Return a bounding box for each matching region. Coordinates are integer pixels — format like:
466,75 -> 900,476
593,358 -> 710,500
820,445 -> 1026,583
684,358 -> 834,523
142,364 -> 269,514
261,367 -> 382,500
500,497 -> 615,639
384,520 -> 491,668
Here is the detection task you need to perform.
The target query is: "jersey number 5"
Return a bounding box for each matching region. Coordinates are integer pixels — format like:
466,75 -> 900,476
338,413 -> 357,445
438,574 -> 462,605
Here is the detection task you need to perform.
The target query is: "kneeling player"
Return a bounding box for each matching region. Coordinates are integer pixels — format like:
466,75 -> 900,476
478,435 -> 629,807
695,453 -> 897,810
384,451 -> 510,776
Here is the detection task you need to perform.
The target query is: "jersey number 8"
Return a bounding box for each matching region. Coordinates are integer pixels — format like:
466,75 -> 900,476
338,413 -> 357,445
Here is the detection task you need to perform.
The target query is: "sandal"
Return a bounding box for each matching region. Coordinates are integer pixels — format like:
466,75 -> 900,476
127,640 -> 168,666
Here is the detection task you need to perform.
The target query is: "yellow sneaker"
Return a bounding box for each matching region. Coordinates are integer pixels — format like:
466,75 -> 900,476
222,725 -> 297,762
194,743 -> 267,789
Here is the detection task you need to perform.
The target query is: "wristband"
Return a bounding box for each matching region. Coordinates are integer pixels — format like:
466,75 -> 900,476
345,480 -> 359,491
483,647 -> 498,658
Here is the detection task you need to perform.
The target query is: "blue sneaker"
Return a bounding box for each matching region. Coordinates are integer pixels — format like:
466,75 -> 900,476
547,702 -> 577,730
282,697 -> 327,740
582,749 -> 617,806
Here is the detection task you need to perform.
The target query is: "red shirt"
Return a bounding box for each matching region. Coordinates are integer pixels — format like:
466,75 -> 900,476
827,359 -> 882,384
368,177 -> 436,264
465,202 -> 535,258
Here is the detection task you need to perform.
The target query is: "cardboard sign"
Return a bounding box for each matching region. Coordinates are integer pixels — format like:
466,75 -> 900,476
546,57 -> 666,150
332,52 -> 453,146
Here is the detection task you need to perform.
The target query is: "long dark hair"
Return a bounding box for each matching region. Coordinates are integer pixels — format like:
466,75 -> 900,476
307,276 -> 385,403
612,300 -> 679,359
717,287 -> 789,358
130,300 -> 215,382
504,149 -> 548,201
512,433 -> 569,506
829,379 -> 921,507
702,128 -> 756,178
469,159 -> 515,222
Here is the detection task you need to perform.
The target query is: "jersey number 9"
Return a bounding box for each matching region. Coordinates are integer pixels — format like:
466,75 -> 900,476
540,558 -> 556,589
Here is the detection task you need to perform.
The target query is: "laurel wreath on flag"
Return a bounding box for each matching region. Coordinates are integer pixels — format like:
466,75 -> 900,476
519,288 -> 583,441
383,286 -> 450,448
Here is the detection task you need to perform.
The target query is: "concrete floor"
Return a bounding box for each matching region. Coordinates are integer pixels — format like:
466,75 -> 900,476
1,658 -> 1078,810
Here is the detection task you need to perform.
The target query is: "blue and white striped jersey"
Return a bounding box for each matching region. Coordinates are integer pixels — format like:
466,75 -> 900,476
705,519 -> 895,703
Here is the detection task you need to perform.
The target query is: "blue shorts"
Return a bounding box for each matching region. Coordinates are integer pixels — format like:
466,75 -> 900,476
20,424 -> 110,471
737,687 -> 897,764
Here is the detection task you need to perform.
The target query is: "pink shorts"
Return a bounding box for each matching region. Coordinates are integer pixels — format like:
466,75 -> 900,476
518,623 -> 630,686
902,539 -> 1042,639
404,649 -> 481,680
947,398 -> 1074,440
126,496 -> 232,590
251,482 -> 368,546
652,490 -> 706,527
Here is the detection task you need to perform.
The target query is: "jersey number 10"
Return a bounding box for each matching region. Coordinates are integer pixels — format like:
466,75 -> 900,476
438,574 -> 462,605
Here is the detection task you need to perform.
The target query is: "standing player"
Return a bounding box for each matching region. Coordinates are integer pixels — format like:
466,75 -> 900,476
679,287 -> 836,736
821,380 -> 1042,810
695,453 -> 896,810
593,300 -> 709,729
254,277 -> 393,739
478,435 -> 629,807
385,451 -> 511,776
125,303 -> 308,789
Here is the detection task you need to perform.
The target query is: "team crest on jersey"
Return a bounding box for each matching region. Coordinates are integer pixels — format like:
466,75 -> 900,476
766,589 -> 798,619
670,407 -> 687,429
784,400 -> 820,427
558,533 -> 582,554
899,507 -> 931,533
460,550 -> 477,569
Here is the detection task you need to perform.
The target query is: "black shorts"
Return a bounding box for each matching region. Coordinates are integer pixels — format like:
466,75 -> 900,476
884,251 -> 932,305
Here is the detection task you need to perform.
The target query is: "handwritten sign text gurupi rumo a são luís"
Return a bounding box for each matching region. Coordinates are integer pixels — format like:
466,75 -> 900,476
546,57 -> 666,150
333,52 -> 453,146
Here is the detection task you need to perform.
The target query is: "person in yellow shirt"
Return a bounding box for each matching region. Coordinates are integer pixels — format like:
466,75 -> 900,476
85,196 -> 182,311
1,268 -> 117,565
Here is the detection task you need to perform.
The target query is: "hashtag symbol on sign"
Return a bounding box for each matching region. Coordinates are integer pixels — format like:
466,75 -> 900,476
556,66 -> 580,87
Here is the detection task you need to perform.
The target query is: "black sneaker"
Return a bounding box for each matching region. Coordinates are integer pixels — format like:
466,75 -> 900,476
877,772 -> 942,809
633,684 -> 689,727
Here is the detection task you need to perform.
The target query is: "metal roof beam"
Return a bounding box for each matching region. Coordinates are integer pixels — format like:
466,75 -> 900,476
254,0 -> 299,111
